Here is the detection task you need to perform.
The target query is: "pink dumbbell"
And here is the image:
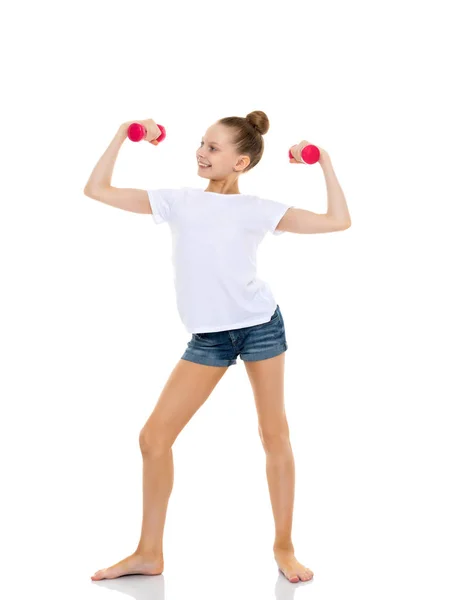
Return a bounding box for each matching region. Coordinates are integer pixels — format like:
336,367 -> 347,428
127,123 -> 166,144
288,144 -> 320,164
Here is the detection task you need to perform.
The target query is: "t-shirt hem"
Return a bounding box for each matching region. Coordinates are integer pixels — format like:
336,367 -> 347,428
188,303 -> 278,333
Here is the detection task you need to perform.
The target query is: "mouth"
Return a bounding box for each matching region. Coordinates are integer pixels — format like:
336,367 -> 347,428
197,159 -> 211,169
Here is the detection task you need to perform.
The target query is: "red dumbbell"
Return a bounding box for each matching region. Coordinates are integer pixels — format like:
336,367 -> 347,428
127,123 -> 166,144
288,144 -> 320,164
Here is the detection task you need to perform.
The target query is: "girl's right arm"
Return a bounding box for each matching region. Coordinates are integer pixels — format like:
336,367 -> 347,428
84,120 -> 159,214
85,186 -> 151,214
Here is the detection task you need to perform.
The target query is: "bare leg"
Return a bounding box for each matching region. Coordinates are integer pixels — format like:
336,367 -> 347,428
91,359 -> 229,581
265,439 -> 314,583
90,446 -> 171,581
266,438 -> 296,551
244,353 -> 314,583
135,445 -> 174,557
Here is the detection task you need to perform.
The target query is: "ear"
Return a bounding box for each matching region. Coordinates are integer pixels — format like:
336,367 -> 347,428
235,155 -> 251,172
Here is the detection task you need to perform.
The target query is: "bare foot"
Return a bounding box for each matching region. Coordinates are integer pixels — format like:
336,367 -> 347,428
274,548 -> 314,583
91,551 -> 164,580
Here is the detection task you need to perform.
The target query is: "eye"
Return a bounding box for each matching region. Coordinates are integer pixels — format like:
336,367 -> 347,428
200,142 -> 216,150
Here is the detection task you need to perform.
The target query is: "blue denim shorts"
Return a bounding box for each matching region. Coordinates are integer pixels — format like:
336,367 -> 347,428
181,305 -> 288,367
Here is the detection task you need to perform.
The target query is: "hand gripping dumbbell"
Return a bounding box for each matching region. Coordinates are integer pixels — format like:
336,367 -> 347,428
127,123 -> 166,145
288,144 -> 320,164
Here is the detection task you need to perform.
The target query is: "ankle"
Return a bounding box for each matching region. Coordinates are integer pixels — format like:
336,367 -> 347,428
273,542 -> 294,553
135,545 -> 164,560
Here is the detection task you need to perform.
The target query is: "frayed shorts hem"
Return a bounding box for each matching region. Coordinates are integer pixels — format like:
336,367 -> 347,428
240,342 -> 288,362
180,353 -> 237,367
180,342 -> 288,368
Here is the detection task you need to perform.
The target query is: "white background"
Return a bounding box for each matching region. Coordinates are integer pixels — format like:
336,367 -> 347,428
1,1 -> 449,599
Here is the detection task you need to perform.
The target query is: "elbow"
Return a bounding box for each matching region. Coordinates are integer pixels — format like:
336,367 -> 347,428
84,186 -> 96,198
331,219 -> 351,232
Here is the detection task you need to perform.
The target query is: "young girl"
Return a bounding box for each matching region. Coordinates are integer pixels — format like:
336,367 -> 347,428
85,110 -> 351,584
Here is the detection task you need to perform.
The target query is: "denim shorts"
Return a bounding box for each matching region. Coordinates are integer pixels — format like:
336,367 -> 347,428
181,305 -> 288,367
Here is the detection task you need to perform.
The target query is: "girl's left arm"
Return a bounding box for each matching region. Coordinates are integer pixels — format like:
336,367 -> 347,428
276,150 -> 351,235
319,152 -> 351,227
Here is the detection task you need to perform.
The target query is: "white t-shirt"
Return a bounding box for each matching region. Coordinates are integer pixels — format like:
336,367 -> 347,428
147,187 -> 293,334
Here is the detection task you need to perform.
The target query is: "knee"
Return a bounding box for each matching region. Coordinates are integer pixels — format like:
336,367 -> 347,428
258,427 -> 291,453
139,427 -> 171,456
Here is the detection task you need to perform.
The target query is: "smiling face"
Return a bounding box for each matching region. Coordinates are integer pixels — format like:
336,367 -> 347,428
196,123 -> 250,181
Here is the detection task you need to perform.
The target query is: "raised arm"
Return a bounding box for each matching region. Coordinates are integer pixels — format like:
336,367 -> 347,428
276,152 -> 351,234
83,123 -> 151,214
85,186 -> 151,214
276,207 -> 350,234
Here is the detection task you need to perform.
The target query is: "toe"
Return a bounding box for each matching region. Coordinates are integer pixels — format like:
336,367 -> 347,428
91,569 -> 104,579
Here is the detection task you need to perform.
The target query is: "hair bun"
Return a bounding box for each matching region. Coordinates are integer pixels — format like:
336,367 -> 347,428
245,111 -> 269,135
245,117 -> 259,132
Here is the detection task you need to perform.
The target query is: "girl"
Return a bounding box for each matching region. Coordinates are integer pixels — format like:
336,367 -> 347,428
85,110 -> 351,584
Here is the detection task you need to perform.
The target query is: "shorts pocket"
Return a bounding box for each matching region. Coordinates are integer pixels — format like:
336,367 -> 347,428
192,332 -> 217,346
271,307 -> 280,322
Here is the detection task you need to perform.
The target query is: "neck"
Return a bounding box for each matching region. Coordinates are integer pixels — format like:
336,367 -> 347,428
204,184 -> 240,195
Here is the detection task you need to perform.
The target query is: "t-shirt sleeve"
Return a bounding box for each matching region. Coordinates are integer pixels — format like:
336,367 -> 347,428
256,196 -> 295,236
147,188 -> 184,224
